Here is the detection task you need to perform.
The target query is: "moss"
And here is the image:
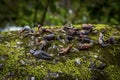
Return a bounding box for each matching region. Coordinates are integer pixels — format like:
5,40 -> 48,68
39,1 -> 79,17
105,65 -> 120,80
0,24 -> 120,80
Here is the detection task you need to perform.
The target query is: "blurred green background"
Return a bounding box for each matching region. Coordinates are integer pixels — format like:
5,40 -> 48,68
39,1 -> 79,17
0,0 -> 120,27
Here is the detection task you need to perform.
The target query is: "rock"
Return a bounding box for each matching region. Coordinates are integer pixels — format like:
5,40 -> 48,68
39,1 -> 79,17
94,55 -> 98,58
52,45 -> 56,49
31,77 -> 35,80
58,45 -> 64,48
16,41 -> 23,45
19,60 -> 26,65
74,58 -> 81,65
49,54 -> 54,57
93,30 -> 98,34
106,36 -> 115,44
40,65 -> 44,68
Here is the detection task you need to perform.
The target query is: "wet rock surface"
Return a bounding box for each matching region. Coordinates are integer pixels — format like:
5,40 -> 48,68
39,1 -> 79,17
0,24 -> 120,80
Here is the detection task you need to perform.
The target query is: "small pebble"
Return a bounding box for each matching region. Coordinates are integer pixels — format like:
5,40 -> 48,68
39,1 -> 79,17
58,45 -> 63,48
94,55 -> 98,58
52,45 -> 56,49
20,60 -> 26,65
97,50 -> 100,53
40,65 -> 44,68
16,41 -> 23,45
49,54 -> 54,57
93,30 -> 98,34
75,58 -> 81,65
31,77 -> 35,80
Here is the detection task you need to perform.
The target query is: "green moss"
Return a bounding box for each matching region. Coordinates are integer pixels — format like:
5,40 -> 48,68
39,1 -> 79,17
105,65 -> 120,80
0,24 -> 120,80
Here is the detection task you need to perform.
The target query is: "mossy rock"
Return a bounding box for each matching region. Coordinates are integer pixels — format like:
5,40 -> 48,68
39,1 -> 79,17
0,24 -> 120,80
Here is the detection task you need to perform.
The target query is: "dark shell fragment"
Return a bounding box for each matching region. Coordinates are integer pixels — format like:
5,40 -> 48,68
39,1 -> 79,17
106,37 -> 115,44
44,34 -> 55,41
30,50 -> 52,60
57,35 -> 63,42
88,61 -> 97,69
77,35 -> 91,43
89,62 -> 106,71
97,63 -> 106,70
65,35 -> 74,43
